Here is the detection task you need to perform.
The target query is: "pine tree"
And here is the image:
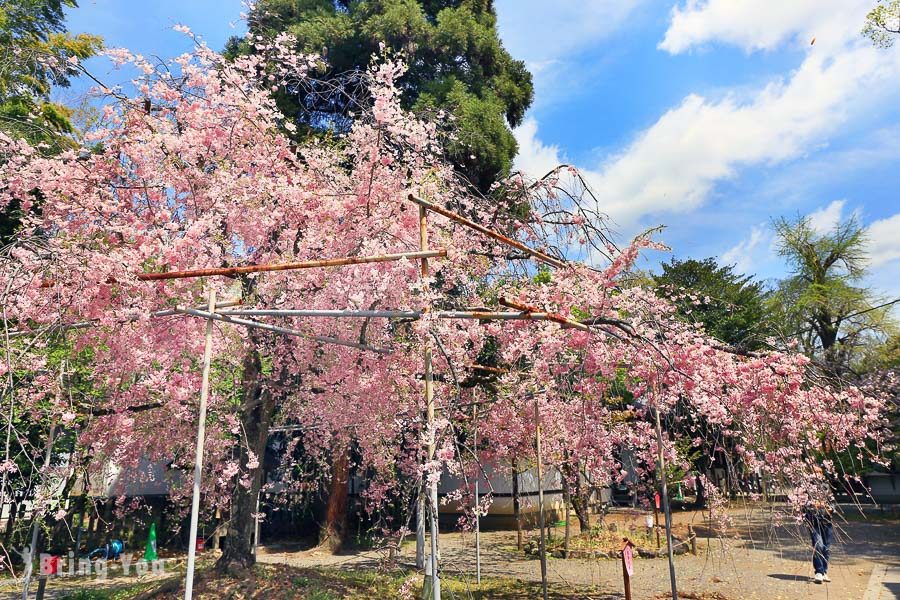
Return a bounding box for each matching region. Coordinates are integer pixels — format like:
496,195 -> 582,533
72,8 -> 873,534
226,0 -> 533,193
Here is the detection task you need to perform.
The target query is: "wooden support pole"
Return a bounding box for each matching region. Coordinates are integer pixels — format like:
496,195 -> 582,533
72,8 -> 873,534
498,297 -> 590,331
621,538 -> 635,600
219,309 -> 420,319
34,577 -> 46,600
184,288 -> 216,600
137,249 -> 447,280
535,400 -> 548,600
407,195 -> 567,269
419,204 -> 440,600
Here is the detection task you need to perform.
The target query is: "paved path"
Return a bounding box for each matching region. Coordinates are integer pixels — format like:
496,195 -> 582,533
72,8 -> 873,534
864,565 -> 900,600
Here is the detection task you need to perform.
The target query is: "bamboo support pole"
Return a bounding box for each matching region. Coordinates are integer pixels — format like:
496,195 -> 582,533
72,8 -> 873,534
136,250 -> 447,281
466,364 -> 507,374
219,309 -> 420,319
498,297 -> 590,331
184,288 -> 216,600
420,204 -> 441,600
407,195 -> 567,269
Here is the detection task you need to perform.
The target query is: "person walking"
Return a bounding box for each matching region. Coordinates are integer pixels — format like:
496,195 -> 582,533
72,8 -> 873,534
804,499 -> 834,583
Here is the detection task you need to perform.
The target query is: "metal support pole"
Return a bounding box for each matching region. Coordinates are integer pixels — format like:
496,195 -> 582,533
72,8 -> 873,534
513,459 -> 522,551
535,400 -> 548,600
184,288 -> 216,600
21,424 -> 55,600
473,405 -> 481,585
655,497 -> 661,549
253,490 -> 261,558
654,404 -> 678,600
416,492 -> 426,569
419,204 -> 440,600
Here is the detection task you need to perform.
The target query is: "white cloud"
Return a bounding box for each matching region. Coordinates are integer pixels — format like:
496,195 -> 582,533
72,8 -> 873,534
495,0 -> 643,65
807,200 -> 846,234
660,0 -> 872,54
514,45 -> 900,230
720,225 -> 767,274
868,214 -> 900,268
513,118 -> 566,180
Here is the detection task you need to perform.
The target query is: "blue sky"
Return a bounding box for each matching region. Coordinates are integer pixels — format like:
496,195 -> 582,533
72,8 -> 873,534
63,0 -> 900,299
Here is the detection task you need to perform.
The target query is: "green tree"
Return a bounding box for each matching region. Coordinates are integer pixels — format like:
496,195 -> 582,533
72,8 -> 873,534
651,258 -> 773,506
227,0 -> 533,193
771,215 -> 893,375
863,0 -> 900,48
0,0 -> 102,241
653,257 -> 771,351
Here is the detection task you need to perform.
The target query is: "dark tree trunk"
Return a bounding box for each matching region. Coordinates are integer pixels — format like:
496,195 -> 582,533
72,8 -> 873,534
3,500 -> 17,544
693,456 -> 710,509
216,341 -> 276,575
319,440 -> 350,552
571,483 -> 591,532
561,461 -> 591,532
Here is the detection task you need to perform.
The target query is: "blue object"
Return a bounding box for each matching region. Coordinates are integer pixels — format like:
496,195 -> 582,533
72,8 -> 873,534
88,539 -> 125,561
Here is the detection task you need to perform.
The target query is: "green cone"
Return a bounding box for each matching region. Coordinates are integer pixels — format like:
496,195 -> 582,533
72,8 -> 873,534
144,522 -> 158,561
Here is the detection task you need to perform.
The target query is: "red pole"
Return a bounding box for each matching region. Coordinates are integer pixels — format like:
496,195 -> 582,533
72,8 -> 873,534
655,491 -> 661,549
622,538 -> 634,600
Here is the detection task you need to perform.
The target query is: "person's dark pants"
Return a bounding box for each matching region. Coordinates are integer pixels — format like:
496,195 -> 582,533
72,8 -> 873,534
809,521 -> 833,575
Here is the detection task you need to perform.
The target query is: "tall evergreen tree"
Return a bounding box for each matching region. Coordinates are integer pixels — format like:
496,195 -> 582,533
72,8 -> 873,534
653,257 -> 771,351
0,0 -> 101,241
227,0 -> 533,193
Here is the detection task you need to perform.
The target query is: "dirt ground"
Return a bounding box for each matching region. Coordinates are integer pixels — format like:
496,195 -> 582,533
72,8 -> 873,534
256,506 -> 900,599
4,506 -> 898,599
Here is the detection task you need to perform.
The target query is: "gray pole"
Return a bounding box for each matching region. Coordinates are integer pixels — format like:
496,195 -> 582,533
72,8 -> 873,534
416,492 -> 425,569
22,424 -> 56,600
419,205 -> 440,600
184,288 -> 216,600
253,489 -> 261,558
535,400 -> 548,600
473,405 -> 481,585
654,404 -> 678,600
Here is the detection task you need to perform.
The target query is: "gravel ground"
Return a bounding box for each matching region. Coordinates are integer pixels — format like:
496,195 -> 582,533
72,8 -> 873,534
4,507 -> 896,599
257,507 -> 900,600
